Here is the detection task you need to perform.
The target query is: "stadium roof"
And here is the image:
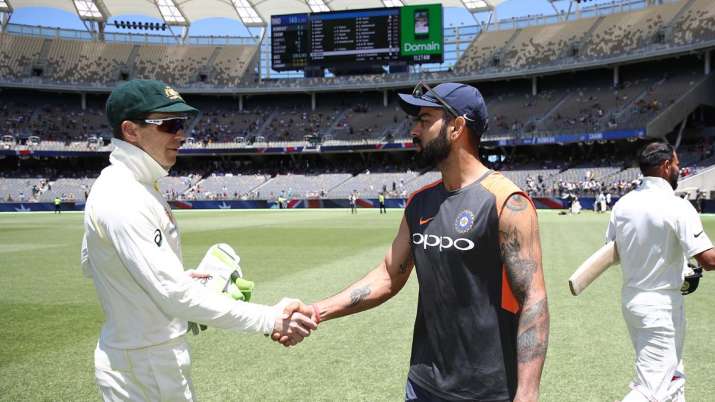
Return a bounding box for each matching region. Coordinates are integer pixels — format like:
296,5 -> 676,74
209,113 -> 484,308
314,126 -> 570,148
4,0 -> 506,27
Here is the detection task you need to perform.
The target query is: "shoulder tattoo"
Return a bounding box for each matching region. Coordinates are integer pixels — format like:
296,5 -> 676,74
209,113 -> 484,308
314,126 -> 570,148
505,194 -> 529,212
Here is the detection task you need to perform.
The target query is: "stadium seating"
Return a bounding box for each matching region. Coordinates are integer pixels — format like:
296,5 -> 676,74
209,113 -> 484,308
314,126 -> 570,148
0,178 -> 42,202
330,172 -> 421,198
190,110 -> 267,143
196,174 -> 270,199
334,104 -> 408,142
0,59 -> 705,144
45,40 -> 133,84
0,32 -> 259,87
0,175 -> 204,203
539,78 -> 652,134
551,166 -> 620,182
264,107 -> 341,142
501,169 -> 561,194
155,176 -> 194,199
0,34 -> 44,80
0,90 -> 108,142
500,17 -> 596,70
453,29 -> 515,73
256,173 -> 352,198
616,69 -> 704,129
582,2 -> 682,60
211,45 -> 259,87
5,152 -> 715,203
134,45 -> 214,86
671,0 -> 715,46
483,90 -> 565,138
452,1 -> 698,75
35,178 -> 95,202
602,167 -> 642,185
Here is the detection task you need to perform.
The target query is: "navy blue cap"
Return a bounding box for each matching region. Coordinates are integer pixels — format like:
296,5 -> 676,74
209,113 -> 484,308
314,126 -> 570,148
398,82 -> 488,135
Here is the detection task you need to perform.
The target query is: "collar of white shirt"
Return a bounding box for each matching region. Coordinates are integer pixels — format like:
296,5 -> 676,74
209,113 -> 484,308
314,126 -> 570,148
109,138 -> 169,185
639,176 -> 674,194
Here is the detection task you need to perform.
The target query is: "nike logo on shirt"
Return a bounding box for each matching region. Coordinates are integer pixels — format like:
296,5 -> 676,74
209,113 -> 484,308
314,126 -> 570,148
419,217 -> 434,225
695,231 -> 704,238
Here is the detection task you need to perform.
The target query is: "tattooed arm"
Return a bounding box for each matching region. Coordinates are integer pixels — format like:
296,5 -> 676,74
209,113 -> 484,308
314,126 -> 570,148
311,216 -> 414,322
499,194 -> 549,402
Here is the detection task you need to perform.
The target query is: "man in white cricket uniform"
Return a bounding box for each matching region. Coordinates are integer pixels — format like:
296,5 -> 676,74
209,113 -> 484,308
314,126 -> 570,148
606,142 -> 715,402
81,80 -> 316,401
596,191 -> 607,213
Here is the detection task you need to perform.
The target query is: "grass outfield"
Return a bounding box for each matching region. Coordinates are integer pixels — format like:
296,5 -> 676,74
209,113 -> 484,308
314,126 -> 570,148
0,209 -> 714,401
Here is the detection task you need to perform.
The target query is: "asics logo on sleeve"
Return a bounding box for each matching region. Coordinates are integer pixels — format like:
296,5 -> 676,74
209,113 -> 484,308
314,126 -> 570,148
412,233 -> 475,251
694,230 -> 704,238
154,229 -> 163,247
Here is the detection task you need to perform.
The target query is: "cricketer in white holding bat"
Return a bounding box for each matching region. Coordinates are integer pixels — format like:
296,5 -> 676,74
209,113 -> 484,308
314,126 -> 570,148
80,80 -> 317,402
606,141 -> 715,402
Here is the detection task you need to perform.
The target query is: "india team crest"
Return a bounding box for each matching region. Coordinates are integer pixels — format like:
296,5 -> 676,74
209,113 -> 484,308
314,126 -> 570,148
454,210 -> 475,234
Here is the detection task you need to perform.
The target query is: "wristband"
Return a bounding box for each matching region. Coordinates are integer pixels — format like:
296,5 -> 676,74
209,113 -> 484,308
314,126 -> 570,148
311,303 -> 321,324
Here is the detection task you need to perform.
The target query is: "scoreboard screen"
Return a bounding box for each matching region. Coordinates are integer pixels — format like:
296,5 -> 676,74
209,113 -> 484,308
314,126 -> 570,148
271,4 -> 443,71
310,8 -> 401,66
271,14 -> 309,71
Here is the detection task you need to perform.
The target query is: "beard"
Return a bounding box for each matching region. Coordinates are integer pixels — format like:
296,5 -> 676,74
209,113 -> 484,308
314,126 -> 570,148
667,166 -> 679,190
414,122 -> 451,169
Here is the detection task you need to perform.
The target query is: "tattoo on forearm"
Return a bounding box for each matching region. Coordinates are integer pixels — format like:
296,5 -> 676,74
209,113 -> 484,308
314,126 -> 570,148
399,263 -> 407,274
500,226 -> 537,302
518,326 -> 547,363
517,298 -> 549,364
348,286 -> 371,307
505,194 -> 528,212
500,196 -> 547,365
519,298 -> 547,328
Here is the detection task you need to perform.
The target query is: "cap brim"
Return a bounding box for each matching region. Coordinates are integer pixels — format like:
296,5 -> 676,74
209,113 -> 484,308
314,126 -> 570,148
152,102 -> 200,116
398,93 -> 442,116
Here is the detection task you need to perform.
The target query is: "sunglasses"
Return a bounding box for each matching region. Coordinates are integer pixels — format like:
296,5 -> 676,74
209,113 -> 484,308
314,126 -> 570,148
412,81 -> 460,118
136,116 -> 189,134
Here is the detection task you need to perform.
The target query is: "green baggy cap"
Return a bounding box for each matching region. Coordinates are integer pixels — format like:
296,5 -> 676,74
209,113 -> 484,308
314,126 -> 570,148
106,79 -> 199,132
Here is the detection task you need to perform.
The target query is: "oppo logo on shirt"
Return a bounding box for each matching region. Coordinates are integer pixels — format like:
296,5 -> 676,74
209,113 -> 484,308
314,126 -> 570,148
412,233 -> 475,251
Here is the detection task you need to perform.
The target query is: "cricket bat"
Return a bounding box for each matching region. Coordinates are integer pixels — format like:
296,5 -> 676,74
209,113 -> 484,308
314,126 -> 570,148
568,241 -> 619,296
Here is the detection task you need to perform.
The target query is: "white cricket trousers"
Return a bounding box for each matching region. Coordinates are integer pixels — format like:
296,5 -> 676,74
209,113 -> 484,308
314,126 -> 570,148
621,293 -> 685,402
94,336 -> 196,401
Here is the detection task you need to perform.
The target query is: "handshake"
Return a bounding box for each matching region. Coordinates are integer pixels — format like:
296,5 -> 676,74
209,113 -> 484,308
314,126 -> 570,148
191,244 -> 320,346
270,298 -> 320,347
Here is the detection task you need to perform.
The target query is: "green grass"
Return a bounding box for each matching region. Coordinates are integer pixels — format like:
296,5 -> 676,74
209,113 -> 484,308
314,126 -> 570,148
0,209 -> 714,401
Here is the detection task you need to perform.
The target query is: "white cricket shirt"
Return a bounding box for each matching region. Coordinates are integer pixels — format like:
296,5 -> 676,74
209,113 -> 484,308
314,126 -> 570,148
81,139 -> 278,349
606,176 -> 712,301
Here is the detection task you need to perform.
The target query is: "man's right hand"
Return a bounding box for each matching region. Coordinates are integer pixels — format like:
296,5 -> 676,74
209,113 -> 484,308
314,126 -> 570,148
271,298 -> 318,347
